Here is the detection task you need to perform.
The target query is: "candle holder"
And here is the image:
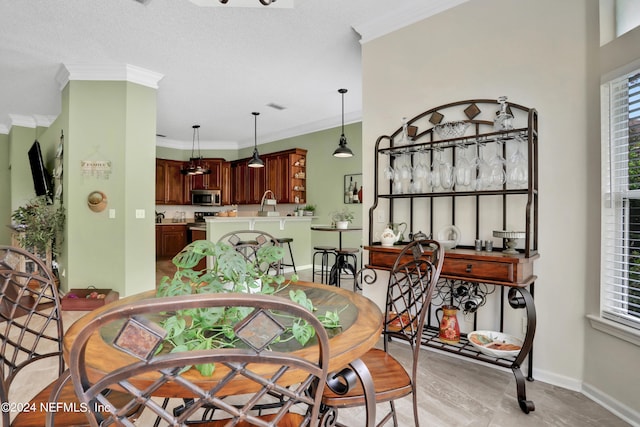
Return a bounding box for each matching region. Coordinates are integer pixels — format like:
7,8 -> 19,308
493,230 -> 526,254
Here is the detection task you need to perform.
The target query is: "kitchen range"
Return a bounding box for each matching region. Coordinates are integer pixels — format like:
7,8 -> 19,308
186,211 -> 216,243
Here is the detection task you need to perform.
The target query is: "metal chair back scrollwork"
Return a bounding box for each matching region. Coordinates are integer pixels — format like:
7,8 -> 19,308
0,245 -> 92,427
322,239 -> 444,427
217,230 -> 282,275
67,293 -> 330,427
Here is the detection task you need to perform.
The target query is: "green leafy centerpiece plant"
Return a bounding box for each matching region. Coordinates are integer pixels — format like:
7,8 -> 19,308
156,240 -> 343,376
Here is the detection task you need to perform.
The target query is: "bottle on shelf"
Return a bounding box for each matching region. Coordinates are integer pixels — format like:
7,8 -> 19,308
358,186 -> 363,203
352,181 -> 359,203
346,177 -> 354,203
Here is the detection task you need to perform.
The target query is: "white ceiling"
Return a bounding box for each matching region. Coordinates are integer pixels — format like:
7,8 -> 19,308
0,0 -> 465,149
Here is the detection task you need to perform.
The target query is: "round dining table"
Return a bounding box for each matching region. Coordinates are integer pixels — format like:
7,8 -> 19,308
62,280 -> 382,399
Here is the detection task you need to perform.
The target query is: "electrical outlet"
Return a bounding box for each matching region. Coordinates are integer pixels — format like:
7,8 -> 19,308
135,209 -> 145,219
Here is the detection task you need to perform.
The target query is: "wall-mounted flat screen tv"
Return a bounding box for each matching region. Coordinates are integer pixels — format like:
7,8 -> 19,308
27,140 -> 53,202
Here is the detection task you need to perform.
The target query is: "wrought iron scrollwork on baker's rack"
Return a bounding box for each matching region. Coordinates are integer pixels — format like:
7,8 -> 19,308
431,278 -> 496,314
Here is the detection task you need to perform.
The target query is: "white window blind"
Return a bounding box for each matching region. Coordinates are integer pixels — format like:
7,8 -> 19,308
601,70 -> 640,330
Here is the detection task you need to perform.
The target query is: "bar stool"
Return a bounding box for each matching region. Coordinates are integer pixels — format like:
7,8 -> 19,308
275,237 -> 297,274
312,245 -> 337,284
329,247 -> 359,290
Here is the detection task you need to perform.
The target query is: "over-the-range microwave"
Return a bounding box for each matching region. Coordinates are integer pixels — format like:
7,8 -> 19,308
191,189 -> 221,206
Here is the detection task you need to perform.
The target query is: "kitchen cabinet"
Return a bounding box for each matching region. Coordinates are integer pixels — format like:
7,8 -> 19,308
156,159 -> 188,205
365,98 -> 538,414
156,224 -> 187,258
190,228 -> 207,271
221,161 -> 231,206
232,148 -> 307,204
157,158 -> 230,205
189,158 -> 224,190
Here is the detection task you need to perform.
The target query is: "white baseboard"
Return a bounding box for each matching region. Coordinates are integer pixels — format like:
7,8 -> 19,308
581,383 -> 640,427
531,367 -> 582,392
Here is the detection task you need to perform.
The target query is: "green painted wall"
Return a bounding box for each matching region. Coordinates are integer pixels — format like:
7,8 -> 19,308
62,80 -> 156,296
240,123 -> 364,252
0,133 -> 9,245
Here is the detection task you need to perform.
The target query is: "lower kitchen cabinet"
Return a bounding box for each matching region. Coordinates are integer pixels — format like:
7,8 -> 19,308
156,225 -> 187,259
190,228 -> 207,271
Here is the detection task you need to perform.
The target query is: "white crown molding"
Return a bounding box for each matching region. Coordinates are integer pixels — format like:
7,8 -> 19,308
236,110 -> 362,149
56,63 -> 164,91
353,0 -> 469,44
157,110 -> 361,150
0,114 -> 58,134
7,114 -> 56,129
156,137 -> 240,151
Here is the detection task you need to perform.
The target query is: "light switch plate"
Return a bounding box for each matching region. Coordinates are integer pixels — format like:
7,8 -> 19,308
109,209 -> 116,219
135,209 -> 145,219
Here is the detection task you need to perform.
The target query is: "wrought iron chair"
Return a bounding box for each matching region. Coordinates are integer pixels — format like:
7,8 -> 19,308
322,239 -> 444,427
217,230 -> 282,275
67,292 -> 330,426
0,245 -> 89,427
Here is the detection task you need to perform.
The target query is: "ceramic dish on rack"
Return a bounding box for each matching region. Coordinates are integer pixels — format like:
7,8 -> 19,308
56,143 -> 63,158
437,225 -> 461,249
467,330 -> 523,358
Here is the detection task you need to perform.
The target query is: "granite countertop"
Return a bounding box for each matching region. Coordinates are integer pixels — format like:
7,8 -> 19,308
155,219 -> 194,226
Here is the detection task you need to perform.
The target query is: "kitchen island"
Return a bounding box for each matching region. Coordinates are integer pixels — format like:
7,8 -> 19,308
204,215 -> 315,271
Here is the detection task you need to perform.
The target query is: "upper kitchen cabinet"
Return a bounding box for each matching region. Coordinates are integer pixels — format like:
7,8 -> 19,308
189,158 -> 224,190
221,161 -> 232,206
231,148 -> 307,205
230,159 -> 265,205
265,148 -> 307,204
156,158 -> 188,205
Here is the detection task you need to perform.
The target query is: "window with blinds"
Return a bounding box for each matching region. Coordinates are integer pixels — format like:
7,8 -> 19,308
601,70 -> 640,330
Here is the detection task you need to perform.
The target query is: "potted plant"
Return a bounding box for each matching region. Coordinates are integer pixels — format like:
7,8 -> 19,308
156,240 -> 342,376
332,207 -> 354,229
11,196 -> 65,261
303,204 -> 316,216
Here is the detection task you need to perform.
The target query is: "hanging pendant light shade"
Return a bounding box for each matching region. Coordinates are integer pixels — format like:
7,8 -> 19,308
248,112 -> 265,168
181,125 -> 211,175
333,88 -> 353,158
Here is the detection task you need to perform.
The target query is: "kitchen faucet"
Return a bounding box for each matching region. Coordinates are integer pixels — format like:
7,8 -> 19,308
260,190 -> 277,213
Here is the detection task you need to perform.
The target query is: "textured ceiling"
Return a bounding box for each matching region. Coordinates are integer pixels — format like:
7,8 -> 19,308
0,0 -> 464,149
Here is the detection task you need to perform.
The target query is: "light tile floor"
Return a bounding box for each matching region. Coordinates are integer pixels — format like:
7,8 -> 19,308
10,263 -> 629,426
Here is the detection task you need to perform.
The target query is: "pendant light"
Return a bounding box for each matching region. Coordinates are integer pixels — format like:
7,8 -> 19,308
181,125 -> 211,175
248,112 -> 264,168
333,88 -> 353,158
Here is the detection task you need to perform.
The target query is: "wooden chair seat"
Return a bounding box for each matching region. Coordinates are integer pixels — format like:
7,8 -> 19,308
12,377 -> 135,427
322,348 -> 412,407
11,379 -> 82,427
320,240 -> 444,427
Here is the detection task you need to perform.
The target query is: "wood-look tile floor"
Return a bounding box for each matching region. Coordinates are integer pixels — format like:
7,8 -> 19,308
11,261 -> 628,426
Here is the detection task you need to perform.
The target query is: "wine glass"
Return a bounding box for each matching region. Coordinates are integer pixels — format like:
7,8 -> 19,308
383,155 -> 396,181
489,142 -> 506,188
454,145 -> 472,189
439,150 -> 454,191
431,149 -> 443,190
507,136 -> 528,186
475,144 -> 492,190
